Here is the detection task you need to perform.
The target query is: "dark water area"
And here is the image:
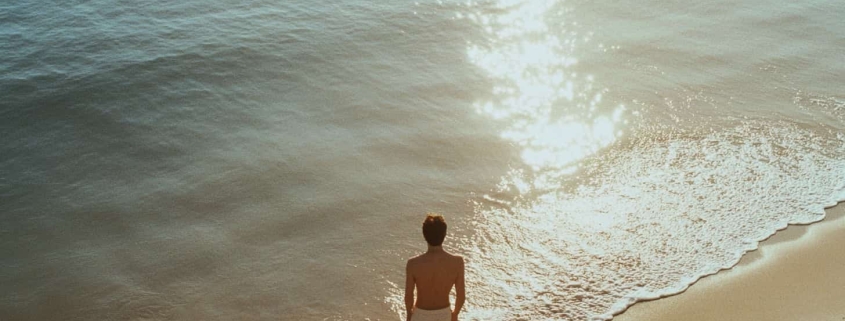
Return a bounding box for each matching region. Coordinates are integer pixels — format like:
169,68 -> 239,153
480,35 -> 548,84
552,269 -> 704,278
1,1 -> 515,319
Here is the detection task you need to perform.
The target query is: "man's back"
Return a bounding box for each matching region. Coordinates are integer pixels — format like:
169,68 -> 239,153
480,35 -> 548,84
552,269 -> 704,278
405,214 -> 465,321
407,250 -> 464,310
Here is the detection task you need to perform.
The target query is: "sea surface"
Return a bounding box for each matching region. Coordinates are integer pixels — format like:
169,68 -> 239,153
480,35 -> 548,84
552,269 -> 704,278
1,0 -> 844,320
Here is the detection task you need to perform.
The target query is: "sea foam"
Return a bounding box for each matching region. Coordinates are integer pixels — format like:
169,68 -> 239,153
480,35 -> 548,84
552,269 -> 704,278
387,122 -> 845,320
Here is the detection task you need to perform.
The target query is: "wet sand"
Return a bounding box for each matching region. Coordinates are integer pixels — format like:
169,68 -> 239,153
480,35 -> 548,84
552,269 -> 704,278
614,203 -> 845,321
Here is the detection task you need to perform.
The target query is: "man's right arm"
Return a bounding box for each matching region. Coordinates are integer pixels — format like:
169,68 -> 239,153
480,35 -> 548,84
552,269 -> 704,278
452,257 -> 465,321
404,260 -> 415,321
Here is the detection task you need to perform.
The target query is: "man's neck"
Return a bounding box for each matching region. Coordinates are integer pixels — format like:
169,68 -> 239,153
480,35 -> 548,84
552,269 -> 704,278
426,245 -> 444,254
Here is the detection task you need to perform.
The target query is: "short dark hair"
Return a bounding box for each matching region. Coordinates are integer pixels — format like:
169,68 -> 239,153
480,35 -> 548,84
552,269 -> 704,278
422,214 -> 447,246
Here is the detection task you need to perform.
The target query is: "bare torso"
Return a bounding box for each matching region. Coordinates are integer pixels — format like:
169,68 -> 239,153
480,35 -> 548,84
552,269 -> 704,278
406,249 -> 464,310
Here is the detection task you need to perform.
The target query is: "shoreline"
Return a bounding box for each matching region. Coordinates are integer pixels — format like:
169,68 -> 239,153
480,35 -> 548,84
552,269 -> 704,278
613,202 -> 845,321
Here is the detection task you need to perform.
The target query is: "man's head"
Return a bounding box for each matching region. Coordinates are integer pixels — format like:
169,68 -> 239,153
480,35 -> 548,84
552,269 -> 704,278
422,214 -> 447,246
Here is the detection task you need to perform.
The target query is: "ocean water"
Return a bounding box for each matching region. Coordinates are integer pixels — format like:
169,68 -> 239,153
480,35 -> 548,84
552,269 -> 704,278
1,0 -> 843,320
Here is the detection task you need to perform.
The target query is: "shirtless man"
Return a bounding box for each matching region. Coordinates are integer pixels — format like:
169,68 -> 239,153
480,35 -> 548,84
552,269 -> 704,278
405,214 -> 465,321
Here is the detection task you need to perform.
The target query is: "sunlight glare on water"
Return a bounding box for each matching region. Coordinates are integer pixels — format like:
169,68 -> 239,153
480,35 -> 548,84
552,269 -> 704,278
467,0 -> 626,178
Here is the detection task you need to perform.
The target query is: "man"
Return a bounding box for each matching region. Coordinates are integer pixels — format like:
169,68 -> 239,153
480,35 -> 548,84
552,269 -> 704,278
405,214 -> 466,321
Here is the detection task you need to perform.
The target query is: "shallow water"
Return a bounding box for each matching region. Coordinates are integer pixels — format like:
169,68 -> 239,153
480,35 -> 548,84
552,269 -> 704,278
1,0 -> 843,320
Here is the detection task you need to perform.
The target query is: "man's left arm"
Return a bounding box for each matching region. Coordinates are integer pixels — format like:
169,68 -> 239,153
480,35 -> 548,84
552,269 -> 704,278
404,260 -> 415,321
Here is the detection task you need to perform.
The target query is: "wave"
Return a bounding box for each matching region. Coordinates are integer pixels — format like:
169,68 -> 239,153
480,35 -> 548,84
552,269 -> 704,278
387,121 -> 845,320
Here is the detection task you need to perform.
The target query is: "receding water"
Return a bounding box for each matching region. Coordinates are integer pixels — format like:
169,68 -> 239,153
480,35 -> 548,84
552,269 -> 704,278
1,0 -> 844,320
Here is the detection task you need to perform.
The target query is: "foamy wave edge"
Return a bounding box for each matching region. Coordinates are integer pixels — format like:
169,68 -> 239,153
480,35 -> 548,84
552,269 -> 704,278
602,178 -> 845,320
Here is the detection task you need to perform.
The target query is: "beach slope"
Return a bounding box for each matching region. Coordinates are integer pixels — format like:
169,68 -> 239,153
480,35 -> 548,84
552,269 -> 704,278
615,203 -> 845,321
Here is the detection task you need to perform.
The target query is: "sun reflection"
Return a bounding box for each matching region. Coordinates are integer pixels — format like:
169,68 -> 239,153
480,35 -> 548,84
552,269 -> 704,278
467,0 -> 625,179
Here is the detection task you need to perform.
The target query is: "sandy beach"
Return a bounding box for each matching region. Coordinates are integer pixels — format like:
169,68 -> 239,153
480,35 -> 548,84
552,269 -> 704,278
614,203 -> 845,321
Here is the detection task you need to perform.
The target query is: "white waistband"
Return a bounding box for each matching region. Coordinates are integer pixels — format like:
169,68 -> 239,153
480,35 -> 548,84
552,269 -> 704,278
413,307 -> 451,314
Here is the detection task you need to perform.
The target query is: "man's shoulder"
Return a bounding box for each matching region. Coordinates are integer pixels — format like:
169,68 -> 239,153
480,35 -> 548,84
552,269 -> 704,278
407,254 -> 424,265
447,252 -> 464,261
451,254 -> 464,266
408,251 -> 463,263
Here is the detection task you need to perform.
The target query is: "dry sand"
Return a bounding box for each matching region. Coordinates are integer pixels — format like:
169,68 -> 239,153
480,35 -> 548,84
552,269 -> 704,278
614,203 -> 845,321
